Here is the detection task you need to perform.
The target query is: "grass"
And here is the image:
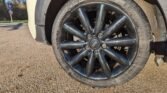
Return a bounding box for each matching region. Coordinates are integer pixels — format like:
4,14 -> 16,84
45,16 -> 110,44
0,20 -> 28,23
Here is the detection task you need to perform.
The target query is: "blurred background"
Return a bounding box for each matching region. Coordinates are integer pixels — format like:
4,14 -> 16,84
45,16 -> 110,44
0,0 -> 27,23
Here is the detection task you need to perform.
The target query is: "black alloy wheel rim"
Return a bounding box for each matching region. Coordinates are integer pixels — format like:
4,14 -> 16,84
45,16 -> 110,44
58,2 -> 138,80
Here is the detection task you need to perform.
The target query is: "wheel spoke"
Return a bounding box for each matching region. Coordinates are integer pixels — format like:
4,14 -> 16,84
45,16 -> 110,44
98,50 -> 111,77
77,8 -> 92,34
104,37 -> 136,46
95,4 -> 106,34
69,49 -> 89,66
59,3 -> 138,80
63,23 -> 86,40
101,16 -> 127,39
86,51 -> 95,76
103,49 -> 129,65
60,42 -> 87,49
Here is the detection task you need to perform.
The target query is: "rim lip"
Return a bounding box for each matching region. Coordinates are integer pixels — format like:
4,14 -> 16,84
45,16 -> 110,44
58,2 -> 139,80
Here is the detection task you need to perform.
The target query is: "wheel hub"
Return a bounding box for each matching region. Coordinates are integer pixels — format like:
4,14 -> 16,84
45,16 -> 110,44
89,38 -> 101,50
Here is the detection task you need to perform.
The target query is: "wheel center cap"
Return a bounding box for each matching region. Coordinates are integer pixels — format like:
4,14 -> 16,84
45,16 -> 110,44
89,38 -> 101,49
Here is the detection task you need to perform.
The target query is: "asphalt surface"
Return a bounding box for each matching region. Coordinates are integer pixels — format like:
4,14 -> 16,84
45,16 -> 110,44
0,25 -> 167,93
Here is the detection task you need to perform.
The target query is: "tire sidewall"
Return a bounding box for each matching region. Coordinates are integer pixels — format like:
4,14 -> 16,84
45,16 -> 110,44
52,0 -> 151,87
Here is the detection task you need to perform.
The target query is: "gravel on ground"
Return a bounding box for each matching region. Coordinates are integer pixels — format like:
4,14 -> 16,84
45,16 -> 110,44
0,25 -> 167,93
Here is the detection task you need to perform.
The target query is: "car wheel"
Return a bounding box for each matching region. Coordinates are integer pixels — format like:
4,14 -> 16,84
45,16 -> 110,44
52,0 -> 151,87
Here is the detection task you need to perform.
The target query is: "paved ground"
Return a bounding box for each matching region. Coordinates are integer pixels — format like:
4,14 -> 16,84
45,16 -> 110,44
0,25 -> 167,93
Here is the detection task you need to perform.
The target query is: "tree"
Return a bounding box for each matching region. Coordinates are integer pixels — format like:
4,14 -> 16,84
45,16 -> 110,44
0,0 -> 27,21
0,0 -> 3,3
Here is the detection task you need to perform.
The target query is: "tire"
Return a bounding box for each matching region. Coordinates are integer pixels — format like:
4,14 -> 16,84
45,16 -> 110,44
52,0 -> 151,87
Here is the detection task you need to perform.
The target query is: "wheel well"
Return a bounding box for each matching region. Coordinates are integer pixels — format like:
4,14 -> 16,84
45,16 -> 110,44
45,0 -> 68,44
145,0 -> 167,32
135,0 -> 167,41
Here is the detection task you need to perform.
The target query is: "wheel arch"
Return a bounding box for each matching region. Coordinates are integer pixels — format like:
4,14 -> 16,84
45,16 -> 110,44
35,0 -> 167,44
35,0 -> 68,44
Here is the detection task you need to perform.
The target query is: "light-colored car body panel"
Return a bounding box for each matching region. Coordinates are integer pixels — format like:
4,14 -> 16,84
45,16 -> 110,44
27,0 -> 37,39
